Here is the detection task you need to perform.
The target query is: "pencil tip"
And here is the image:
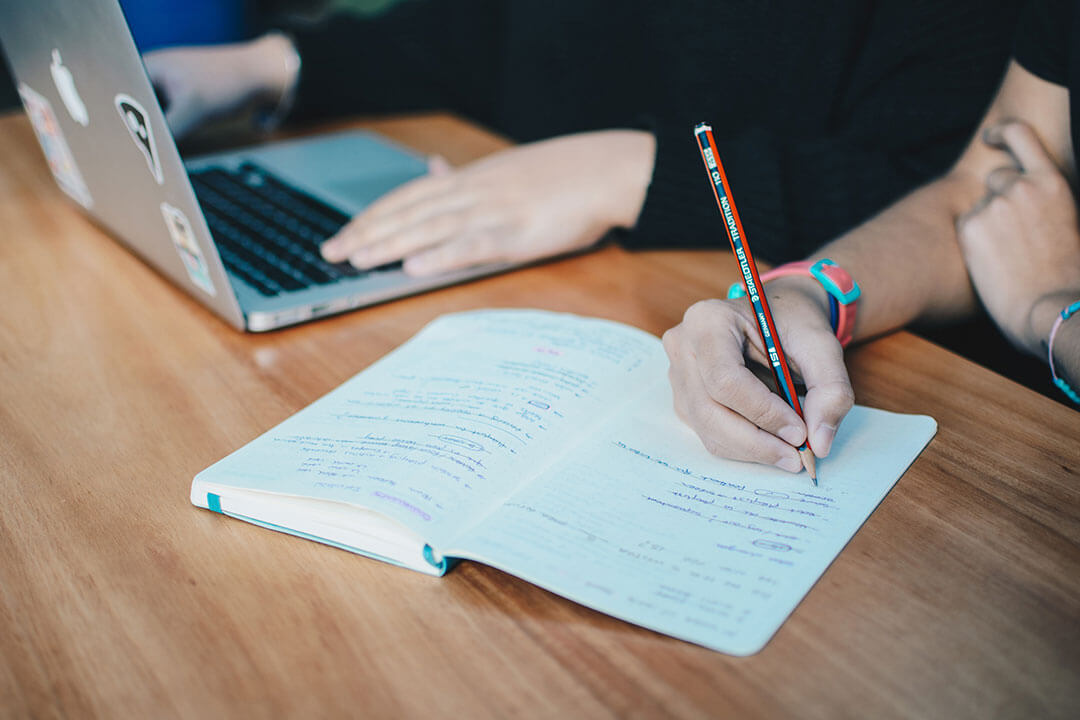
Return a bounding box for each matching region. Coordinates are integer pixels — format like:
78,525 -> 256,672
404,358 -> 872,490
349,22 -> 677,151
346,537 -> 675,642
799,447 -> 818,484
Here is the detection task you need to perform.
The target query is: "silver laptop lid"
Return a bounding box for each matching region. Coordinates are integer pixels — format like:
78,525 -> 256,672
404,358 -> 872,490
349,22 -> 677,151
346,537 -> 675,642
0,0 -> 246,329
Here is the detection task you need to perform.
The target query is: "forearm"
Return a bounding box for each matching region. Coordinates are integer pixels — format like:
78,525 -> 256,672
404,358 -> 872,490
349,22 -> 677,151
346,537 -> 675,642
806,171 -> 984,341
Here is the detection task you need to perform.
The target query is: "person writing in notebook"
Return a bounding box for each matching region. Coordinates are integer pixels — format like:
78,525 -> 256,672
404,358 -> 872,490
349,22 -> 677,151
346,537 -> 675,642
144,1 -> 1019,276
663,0 -> 1080,474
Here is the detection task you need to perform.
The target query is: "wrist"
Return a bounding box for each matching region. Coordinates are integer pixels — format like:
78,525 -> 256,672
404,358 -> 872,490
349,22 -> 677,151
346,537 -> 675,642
1047,299 -> 1080,403
729,259 -> 860,345
1025,289 -> 1080,356
763,275 -> 834,329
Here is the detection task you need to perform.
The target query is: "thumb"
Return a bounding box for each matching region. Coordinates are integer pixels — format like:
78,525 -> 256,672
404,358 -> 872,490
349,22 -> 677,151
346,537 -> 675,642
788,328 -> 854,458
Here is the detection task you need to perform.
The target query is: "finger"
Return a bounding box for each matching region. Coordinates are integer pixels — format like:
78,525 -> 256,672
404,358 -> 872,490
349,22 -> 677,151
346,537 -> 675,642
988,120 -> 1057,176
698,350 -> 808,448
784,329 -> 854,458
956,190 -> 994,233
665,331 -> 803,471
320,174 -> 461,261
682,304 -> 807,445
321,183 -> 475,263
986,164 -> 1023,196
351,209 -> 477,270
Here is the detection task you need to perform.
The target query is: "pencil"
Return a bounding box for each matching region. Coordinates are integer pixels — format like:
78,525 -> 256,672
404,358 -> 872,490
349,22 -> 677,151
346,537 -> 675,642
693,122 -> 818,484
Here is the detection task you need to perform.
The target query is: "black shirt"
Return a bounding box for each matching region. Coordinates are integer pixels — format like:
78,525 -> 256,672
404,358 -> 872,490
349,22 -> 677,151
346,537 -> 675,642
1013,0 -> 1079,168
287,0 -> 1020,262
919,0 -> 1080,403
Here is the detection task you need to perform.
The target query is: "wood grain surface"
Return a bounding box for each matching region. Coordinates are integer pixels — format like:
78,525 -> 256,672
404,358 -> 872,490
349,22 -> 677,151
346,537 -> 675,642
1,111 -> 1077,719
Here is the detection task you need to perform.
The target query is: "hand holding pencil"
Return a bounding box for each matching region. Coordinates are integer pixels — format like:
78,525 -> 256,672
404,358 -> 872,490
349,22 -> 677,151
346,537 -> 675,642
662,124 -> 855,478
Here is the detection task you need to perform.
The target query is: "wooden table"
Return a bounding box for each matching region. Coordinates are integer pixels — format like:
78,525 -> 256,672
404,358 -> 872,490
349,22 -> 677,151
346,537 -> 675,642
1,111 -> 1078,719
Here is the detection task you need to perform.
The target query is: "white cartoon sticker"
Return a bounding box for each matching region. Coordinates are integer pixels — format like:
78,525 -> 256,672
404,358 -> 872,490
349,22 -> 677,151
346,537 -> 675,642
161,202 -> 216,296
50,49 -> 89,126
18,82 -> 93,208
115,93 -> 163,184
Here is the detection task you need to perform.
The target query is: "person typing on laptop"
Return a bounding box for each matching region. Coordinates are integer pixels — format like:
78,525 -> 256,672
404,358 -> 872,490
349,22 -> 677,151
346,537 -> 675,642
145,0 -> 1021,277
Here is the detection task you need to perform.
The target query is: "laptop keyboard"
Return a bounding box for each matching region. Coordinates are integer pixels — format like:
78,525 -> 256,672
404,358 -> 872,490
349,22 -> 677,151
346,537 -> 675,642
189,163 -> 399,296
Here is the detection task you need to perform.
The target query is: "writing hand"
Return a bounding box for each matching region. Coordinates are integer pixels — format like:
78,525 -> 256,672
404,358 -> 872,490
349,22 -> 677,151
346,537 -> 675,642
143,33 -> 296,141
957,120 -> 1080,352
663,278 -> 854,472
320,130 -> 656,275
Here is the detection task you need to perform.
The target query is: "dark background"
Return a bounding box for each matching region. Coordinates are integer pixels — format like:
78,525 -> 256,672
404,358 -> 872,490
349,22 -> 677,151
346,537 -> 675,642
0,0 -> 393,111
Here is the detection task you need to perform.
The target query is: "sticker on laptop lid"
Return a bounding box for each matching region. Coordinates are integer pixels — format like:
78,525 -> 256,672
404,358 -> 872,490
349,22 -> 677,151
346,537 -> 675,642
161,201 -> 216,296
18,82 -> 93,209
50,49 -> 89,127
115,93 -> 163,185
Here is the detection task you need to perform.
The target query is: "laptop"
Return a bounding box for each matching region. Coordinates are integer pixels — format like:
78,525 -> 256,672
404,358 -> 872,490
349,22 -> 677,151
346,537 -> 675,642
0,0 -> 517,331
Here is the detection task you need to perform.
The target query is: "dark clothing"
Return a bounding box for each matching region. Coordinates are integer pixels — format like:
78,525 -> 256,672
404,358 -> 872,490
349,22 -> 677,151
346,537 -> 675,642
920,0 -> 1078,405
1014,0 -> 1079,169
288,0 -> 1019,262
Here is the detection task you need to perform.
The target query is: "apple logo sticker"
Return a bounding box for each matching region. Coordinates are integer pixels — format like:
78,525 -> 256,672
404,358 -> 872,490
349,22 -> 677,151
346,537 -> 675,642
114,93 -> 163,184
50,49 -> 89,127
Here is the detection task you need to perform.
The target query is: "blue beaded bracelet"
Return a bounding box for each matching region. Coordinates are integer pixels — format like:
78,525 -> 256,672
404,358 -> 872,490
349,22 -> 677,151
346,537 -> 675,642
1049,300 -> 1080,404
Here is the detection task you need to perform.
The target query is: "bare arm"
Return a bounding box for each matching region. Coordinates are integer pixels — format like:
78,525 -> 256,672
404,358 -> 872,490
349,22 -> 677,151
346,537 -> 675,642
808,61 -> 1074,340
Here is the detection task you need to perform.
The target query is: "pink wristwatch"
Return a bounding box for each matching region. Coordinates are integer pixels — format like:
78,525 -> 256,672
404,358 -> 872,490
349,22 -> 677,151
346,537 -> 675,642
728,258 -> 860,346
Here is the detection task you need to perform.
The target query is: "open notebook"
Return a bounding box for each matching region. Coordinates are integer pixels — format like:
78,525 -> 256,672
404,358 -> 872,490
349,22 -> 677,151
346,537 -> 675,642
192,309 -> 936,655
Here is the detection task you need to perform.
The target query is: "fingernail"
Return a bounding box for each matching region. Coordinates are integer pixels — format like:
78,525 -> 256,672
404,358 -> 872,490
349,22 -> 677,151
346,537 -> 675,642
775,455 -> 802,473
778,424 -> 804,447
812,423 -> 837,457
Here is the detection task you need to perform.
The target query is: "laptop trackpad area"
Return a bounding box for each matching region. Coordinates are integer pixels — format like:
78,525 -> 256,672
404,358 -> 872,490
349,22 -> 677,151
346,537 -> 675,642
233,131 -> 428,216
324,171 -> 426,208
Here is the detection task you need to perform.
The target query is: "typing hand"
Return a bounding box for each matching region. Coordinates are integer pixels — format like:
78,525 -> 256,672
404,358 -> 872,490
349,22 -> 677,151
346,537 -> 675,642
143,33 -> 296,141
663,278 -> 854,472
320,130 -> 656,275
957,120 -> 1080,352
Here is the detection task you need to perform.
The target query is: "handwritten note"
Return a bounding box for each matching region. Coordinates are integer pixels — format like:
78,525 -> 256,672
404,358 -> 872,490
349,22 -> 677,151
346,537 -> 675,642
194,310 -> 936,654
198,311 -> 666,547
449,381 -> 936,655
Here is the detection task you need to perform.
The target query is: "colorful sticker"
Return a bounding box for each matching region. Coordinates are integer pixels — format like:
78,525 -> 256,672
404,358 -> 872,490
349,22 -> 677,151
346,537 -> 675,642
18,82 -> 93,208
50,49 -> 89,127
115,93 -> 163,184
161,201 -> 216,296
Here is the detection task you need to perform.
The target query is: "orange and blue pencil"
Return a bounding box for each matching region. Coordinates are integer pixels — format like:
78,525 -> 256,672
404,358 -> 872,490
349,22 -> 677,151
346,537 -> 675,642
693,122 -> 818,484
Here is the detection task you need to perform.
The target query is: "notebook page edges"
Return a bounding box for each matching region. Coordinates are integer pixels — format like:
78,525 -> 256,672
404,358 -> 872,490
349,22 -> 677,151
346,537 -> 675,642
191,481 -> 443,575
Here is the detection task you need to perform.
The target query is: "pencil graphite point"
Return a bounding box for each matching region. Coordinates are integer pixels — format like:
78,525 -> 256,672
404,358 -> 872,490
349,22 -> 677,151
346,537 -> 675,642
800,447 -> 818,485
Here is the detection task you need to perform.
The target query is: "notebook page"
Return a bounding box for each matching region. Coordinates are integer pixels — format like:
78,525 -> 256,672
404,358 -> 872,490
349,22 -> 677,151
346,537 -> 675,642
450,380 -> 937,655
193,310 -> 666,548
